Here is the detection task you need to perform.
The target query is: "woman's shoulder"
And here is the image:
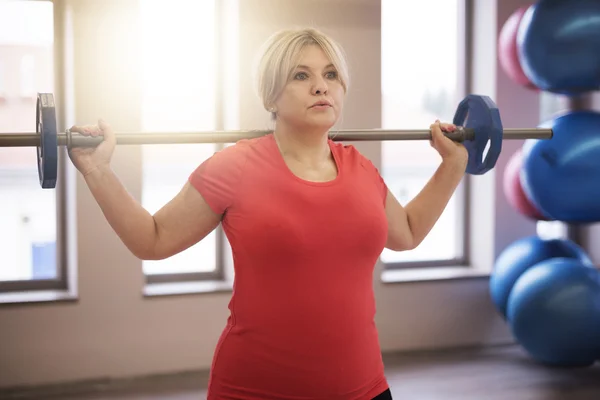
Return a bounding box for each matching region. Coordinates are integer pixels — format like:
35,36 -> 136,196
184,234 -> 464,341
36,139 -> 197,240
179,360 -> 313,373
329,139 -> 387,201
188,134 -> 274,207
235,132 -> 273,147
328,139 -> 373,168
211,133 -> 273,161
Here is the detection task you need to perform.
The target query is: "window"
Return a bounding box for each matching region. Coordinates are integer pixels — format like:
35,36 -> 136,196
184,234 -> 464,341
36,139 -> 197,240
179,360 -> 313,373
380,0 -> 468,267
140,0 -> 236,284
0,60 -> 5,97
20,54 -> 35,98
0,1 -> 60,292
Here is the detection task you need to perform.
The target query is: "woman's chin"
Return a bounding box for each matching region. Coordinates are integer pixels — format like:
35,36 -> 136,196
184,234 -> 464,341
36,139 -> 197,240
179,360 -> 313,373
306,115 -> 338,130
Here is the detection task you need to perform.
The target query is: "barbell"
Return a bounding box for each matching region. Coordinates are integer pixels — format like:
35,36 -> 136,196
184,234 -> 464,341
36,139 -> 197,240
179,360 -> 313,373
1,93 -> 552,189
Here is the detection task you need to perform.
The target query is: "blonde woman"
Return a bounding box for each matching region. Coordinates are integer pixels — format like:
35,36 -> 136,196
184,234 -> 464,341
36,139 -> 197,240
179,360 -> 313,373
69,28 -> 467,400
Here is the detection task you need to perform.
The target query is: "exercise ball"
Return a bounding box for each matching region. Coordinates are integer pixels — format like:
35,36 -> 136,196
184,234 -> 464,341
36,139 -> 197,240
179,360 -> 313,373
517,0 -> 600,94
490,236 -> 592,319
503,148 -> 548,220
521,111 -> 600,222
498,5 -> 537,90
507,258 -> 600,367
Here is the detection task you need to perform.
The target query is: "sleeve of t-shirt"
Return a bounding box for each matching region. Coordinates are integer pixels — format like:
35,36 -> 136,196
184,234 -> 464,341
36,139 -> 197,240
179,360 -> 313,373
359,154 -> 389,207
188,143 -> 248,215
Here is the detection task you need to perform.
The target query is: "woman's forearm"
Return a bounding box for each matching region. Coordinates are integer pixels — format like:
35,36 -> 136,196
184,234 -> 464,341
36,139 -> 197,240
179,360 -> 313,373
83,165 -> 158,259
404,157 -> 466,247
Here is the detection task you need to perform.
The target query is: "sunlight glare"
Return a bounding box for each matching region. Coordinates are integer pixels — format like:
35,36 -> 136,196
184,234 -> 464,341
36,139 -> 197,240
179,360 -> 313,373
140,0 -> 216,132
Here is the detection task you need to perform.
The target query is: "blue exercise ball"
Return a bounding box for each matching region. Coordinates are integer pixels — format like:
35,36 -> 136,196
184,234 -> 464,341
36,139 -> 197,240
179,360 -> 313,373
517,0 -> 600,94
507,258 -> 600,367
490,236 -> 593,319
520,111 -> 600,222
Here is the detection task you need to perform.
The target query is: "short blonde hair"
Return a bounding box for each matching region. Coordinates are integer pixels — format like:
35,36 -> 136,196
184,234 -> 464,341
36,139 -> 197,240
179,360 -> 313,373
254,28 -> 350,116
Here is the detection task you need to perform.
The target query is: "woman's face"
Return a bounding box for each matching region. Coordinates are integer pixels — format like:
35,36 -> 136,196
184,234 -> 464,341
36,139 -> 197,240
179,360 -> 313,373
272,45 -> 345,132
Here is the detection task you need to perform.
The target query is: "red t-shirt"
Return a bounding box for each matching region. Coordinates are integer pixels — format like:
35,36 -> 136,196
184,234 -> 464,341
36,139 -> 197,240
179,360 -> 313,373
189,133 -> 390,400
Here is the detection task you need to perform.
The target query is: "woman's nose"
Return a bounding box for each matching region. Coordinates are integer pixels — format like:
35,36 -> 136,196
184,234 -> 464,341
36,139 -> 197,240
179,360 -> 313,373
312,76 -> 328,95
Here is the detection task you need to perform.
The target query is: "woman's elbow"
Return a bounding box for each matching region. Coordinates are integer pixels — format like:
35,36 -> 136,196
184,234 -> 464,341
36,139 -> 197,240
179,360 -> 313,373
128,238 -> 166,261
130,246 -> 160,261
385,233 -> 416,252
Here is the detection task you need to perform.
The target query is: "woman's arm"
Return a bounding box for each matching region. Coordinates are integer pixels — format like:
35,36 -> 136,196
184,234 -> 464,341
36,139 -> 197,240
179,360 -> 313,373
384,157 -> 466,251
70,119 -> 240,262
85,166 -> 221,260
384,120 -> 467,251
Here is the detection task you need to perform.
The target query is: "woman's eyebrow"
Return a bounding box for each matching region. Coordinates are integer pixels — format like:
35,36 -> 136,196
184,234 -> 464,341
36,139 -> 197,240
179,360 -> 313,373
295,63 -> 335,70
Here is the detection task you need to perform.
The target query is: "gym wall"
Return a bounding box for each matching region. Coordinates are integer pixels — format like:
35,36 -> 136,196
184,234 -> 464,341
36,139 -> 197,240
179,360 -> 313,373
0,0 -> 545,390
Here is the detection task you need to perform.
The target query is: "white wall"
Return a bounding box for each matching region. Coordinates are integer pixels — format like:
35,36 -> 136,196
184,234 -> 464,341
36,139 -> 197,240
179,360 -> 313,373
0,0 -> 541,389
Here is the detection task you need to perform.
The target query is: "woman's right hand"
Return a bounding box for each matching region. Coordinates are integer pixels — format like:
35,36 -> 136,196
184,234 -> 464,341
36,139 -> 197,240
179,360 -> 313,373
68,119 -> 117,177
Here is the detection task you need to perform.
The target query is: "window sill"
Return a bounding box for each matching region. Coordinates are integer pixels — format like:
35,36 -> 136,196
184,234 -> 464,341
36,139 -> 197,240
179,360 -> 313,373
380,265 -> 490,284
0,289 -> 78,306
143,280 -> 233,298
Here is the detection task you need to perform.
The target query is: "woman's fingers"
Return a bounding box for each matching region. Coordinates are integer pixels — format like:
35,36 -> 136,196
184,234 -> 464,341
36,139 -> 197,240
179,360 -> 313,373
98,119 -> 116,146
69,124 -> 103,137
430,121 -> 458,145
430,120 -> 444,139
440,122 -> 456,132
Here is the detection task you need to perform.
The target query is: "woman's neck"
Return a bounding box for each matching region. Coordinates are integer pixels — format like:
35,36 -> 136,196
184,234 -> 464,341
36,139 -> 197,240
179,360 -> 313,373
273,123 -> 331,166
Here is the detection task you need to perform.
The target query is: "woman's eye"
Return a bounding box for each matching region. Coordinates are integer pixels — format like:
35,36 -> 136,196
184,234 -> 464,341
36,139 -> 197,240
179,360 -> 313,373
293,70 -> 337,80
294,72 -> 308,80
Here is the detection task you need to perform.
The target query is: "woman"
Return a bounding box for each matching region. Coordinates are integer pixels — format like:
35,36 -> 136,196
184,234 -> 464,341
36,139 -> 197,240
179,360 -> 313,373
69,28 -> 467,400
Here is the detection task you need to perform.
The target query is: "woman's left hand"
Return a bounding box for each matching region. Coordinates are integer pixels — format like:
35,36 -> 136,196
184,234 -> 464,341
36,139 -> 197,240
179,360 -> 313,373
430,119 -> 468,168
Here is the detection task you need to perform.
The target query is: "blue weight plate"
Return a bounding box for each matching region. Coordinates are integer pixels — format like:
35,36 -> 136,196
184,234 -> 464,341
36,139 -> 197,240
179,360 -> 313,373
453,94 -> 503,175
36,93 -> 58,188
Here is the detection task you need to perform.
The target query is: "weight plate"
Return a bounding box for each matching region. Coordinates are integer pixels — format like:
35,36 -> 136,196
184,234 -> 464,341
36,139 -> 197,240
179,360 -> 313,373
453,94 -> 503,175
36,93 -> 58,188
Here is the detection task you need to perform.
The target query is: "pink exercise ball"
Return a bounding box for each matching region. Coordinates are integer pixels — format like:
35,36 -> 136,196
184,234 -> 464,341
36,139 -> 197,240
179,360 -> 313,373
498,5 -> 538,90
503,148 -> 548,221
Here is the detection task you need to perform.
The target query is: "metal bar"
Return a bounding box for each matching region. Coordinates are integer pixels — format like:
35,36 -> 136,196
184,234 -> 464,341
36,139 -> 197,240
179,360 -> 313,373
0,134 -> 40,147
0,127 -> 554,148
502,128 -> 552,139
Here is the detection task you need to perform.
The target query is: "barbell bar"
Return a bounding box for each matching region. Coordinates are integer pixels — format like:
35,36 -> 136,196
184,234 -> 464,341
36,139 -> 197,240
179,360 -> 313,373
0,93 -> 553,189
0,127 -> 551,147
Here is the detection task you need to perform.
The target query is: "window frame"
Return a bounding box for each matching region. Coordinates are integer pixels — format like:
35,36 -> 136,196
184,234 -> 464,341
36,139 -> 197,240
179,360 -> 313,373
0,0 -> 70,295
380,0 -> 471,271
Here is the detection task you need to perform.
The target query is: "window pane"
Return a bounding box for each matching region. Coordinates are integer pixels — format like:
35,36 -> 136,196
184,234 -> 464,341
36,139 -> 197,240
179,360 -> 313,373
20,54 -> 35,98
140,0 -> 217,275
381,0 -> 464,264
0,60 -> 6,96
0,0 -> 56,282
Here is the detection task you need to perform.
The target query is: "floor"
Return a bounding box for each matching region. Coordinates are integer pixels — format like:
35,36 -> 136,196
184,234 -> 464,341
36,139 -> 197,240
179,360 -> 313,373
3,345 -> 600,400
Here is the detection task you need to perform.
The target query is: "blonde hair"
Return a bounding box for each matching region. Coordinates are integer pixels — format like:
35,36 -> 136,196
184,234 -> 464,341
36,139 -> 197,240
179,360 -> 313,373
254,27 -> 350,118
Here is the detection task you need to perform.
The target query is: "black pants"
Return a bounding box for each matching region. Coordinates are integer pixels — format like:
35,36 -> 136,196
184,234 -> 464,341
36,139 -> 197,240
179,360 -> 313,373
372,388 -> 393,400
